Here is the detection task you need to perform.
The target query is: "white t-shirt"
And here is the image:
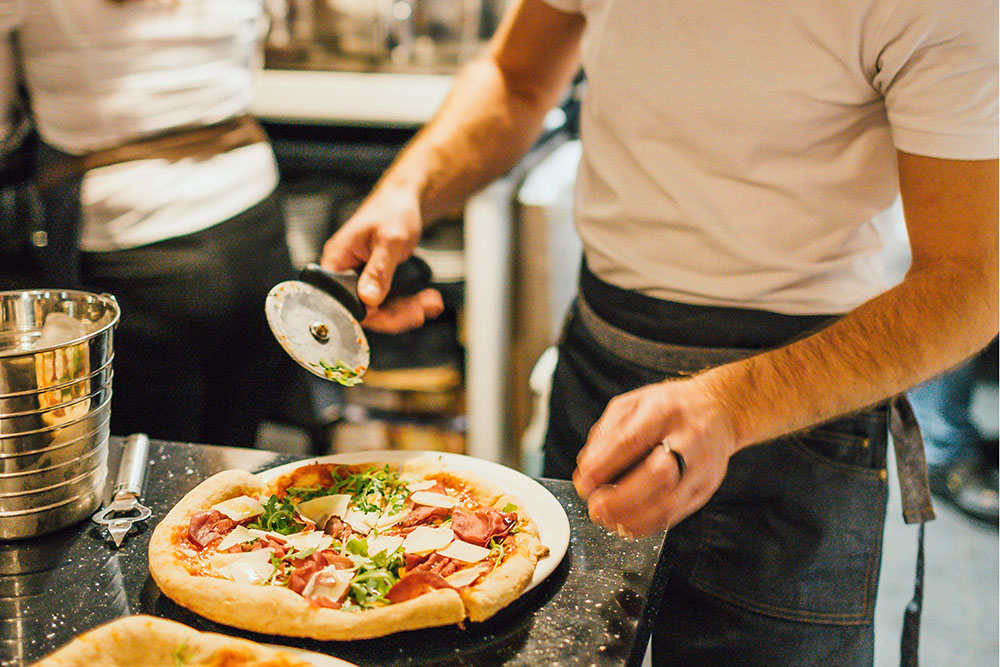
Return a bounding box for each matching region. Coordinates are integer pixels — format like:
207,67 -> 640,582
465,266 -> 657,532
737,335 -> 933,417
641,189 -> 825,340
3,0 -> 278,251
542,0 -> 998,314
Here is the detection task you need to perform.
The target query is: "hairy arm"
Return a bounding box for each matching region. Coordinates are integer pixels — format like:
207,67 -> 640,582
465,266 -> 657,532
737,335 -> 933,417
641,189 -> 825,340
381,0 -> 585,224
705,153 -> 998,448
321,0 -> 584,329
575,153 -> 999,536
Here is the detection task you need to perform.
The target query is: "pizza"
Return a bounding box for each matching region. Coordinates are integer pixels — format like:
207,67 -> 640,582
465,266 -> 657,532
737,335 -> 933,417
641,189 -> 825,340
29,615 -> 352,666
148,457 -> 551,640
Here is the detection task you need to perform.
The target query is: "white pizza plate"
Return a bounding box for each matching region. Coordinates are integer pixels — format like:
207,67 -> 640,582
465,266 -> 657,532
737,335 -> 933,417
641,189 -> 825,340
255,450 -> 571,592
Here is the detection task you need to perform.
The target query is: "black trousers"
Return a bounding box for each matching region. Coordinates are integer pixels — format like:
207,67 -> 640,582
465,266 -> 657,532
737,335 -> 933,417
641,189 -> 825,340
80,189 -> 300,447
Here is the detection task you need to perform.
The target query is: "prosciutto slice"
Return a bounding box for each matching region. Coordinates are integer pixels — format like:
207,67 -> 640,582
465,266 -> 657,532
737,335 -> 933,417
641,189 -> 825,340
322,516 -> 355,542
385,571 -> 454,603
250,535 -> 287,558
187,510 -> 237,549
405,552 -> 463,578
450,507 -> 516,547
400,504 -> 450,527
287,551 -> 353,594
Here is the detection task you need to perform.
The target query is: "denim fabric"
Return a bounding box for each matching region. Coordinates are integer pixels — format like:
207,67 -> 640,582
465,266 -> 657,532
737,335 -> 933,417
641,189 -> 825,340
542,301 -> 889,667
907,357 -> 982,468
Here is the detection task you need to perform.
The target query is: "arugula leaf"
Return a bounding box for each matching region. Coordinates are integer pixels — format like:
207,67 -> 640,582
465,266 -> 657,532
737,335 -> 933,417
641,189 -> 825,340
311,359 -> 363,386
333,466 -> 410,513
335,536 -> 404,609
284,485 -> 341,503
487,537 -> 506,566
172,640 -> 190,666
345,537 -> 369,557
264,553 -> 289,586
248,495 -> 305,535
284,546 -> 318,561
370,546 -> 400,570
501,502 -> 518,513
346,558 -> 402,609
287,466 -> 410,514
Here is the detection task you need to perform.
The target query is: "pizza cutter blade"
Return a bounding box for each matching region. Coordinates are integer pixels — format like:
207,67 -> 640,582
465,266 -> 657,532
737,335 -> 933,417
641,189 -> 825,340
265,256 -> 432,385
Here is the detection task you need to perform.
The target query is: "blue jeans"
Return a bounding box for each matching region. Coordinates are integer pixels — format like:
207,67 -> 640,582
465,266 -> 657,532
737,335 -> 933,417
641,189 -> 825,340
908,357 -> 981,469
543,291 -> 889,666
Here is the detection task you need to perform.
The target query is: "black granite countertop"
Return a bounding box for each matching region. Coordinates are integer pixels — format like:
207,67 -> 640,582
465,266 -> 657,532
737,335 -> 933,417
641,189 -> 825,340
1,438 -> 668,667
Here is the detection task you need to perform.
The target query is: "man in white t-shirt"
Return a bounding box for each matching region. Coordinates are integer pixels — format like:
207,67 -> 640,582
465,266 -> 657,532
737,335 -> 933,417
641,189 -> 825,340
320,0 -> 997,663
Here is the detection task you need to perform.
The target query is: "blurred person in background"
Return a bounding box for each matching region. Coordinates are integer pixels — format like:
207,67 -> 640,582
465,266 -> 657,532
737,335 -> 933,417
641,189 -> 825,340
909,339 -> 999,523
320,0 -> 997,665
0,0 -> 299,448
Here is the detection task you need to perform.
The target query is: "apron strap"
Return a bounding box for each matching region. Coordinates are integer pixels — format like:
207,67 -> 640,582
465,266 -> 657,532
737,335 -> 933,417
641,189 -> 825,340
889,394 -> 936,524
889,393 -> 935,667
35,114 -> 267,192
900,523 -> 927,667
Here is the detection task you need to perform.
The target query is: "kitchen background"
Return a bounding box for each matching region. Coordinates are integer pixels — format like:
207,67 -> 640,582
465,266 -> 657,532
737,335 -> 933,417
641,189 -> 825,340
251,3 -> 997,666
251,0 -> 583,475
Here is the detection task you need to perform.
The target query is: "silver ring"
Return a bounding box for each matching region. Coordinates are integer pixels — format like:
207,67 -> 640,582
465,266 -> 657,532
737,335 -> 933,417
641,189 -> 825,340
661,440 -> 687,477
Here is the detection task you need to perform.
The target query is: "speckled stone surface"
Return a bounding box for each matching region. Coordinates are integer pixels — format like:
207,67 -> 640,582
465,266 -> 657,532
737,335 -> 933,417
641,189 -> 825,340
0,438 -> 668,667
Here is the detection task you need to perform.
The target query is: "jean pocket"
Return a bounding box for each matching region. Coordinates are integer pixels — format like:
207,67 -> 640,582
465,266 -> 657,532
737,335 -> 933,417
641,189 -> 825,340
792,407 -> 889,470
687,434 -> 888,625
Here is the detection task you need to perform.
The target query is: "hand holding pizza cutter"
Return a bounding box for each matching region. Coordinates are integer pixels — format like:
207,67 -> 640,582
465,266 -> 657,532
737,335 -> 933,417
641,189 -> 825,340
265,255 -> 433,385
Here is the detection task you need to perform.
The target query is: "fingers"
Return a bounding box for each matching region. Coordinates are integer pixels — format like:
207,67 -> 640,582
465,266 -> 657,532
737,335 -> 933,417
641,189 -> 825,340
574,387 -> 670,498
356,243 -> 397,307
360,288 -> 444,333
322,216 -> 443,334
321,225 -> 371,273
585,443 -> 688,537
572,377 -> 736,539
319,192 -> 422,308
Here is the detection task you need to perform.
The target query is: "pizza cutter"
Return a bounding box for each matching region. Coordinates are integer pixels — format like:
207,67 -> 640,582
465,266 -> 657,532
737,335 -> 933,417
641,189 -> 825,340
265,256 -> 433,385
92,433 -> 152,547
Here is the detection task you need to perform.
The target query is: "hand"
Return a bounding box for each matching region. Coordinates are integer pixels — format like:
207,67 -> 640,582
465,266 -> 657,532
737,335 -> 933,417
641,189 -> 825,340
320,189 -> 444,332
572,376 -> 738,538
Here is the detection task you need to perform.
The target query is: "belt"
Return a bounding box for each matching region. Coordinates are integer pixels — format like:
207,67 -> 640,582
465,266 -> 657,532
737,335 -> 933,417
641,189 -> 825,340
576,292 -> 934,666
36,114 -> 267,192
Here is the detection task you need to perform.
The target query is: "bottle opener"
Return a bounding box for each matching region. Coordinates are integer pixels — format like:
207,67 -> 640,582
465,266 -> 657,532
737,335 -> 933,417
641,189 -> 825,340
92,433 -> 152,547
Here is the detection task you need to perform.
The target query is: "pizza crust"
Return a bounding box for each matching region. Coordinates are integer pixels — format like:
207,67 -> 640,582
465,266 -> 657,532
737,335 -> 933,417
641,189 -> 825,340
148,461 -> 550,640
29,615 -> 329,667
460,493 -> 549,622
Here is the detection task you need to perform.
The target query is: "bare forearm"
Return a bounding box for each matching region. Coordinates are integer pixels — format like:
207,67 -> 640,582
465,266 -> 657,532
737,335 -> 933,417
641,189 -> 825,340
377,58 -> 560,224
370,1 -> 583,225
700,256 -> 998,451
319,0 -> 583,319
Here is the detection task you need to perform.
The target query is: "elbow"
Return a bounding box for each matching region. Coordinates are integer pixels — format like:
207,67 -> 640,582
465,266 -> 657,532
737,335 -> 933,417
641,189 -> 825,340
909,252 -> 999,354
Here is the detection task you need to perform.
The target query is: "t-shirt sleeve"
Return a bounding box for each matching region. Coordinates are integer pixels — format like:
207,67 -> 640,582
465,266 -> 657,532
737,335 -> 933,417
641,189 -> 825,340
872,0 -> 998,159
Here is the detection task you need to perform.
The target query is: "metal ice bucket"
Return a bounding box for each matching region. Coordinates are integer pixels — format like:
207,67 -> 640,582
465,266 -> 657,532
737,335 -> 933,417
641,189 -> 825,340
0,290 -> 119,539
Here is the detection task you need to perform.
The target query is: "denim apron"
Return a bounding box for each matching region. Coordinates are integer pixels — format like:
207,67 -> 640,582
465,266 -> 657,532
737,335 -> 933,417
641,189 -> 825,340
542,263 -> 934,667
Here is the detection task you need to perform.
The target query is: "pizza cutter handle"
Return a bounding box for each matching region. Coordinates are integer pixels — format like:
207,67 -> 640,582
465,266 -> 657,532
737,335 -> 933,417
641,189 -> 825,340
114,432 -> 149,498
386,254 -> 433,299
299,255 -> 433,323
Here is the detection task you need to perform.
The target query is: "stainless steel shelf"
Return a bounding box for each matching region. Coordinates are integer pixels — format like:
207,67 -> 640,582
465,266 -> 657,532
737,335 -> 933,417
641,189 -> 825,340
251,69 -> 453,127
